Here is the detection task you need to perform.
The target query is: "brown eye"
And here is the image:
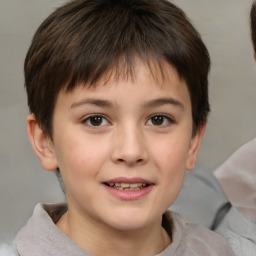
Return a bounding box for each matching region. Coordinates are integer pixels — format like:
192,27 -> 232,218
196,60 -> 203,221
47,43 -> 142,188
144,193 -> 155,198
151,115 -> 164,126
146,114 -> 174,126
89,116 -> 103,126
83,115 -> 109,127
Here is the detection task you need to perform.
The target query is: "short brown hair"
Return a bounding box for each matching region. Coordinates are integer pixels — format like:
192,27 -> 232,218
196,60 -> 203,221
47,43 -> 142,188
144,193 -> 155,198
25,0 -> 210,137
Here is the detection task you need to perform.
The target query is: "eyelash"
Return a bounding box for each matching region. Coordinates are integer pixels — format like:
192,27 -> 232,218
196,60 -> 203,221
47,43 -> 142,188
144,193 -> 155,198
146,114 -> 175,127
81,114 -> 110,127
81,114 -> 175,128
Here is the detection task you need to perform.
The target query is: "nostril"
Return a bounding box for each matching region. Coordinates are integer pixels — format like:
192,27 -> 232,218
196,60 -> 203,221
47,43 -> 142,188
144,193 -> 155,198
115,158 -> 145,165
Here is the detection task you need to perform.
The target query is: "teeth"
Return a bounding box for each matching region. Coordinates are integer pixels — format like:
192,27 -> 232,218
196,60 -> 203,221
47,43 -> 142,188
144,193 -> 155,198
106,182 -> 148,190
121,183 -> 130,188
129,183 -> 142,188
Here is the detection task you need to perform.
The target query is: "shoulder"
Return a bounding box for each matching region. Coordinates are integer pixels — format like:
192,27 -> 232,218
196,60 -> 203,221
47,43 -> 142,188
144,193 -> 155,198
0,243 -> 19,256
167,211 -> 234,255
215,207 -> 256,256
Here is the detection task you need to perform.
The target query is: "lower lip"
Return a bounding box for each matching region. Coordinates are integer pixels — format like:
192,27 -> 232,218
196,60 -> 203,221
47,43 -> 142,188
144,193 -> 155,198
103,184 -> 154,200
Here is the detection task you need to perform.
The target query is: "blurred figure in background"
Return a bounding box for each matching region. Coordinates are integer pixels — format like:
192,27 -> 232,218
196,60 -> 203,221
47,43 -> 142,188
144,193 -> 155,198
212,2 -> 256,254
172,2 -> 256,255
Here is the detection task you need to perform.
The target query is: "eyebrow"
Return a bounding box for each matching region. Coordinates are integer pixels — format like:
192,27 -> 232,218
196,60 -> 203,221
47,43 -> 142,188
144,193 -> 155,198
70,97 -> 184,110
143,98 -> 184,110
70,99 -> 113,108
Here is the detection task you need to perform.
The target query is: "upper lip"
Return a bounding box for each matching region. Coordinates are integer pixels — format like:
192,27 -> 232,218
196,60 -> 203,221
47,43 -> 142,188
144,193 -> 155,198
103,177 -> 154,185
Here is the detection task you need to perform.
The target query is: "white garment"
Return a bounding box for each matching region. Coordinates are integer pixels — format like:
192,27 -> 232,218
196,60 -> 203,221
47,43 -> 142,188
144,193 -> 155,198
214,138 -> 256,256
214,138 -> 256,221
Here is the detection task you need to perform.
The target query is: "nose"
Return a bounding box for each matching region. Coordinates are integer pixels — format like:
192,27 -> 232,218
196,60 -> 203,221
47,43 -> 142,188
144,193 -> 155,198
111,125 -> 149,166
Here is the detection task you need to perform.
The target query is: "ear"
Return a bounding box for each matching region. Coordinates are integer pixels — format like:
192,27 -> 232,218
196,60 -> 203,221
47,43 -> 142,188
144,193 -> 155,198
27,114 -> 58,171
186,124 -> 205,170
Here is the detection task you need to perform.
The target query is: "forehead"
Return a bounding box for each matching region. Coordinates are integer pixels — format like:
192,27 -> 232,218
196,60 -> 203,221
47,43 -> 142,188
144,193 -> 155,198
56,60 -> 191,111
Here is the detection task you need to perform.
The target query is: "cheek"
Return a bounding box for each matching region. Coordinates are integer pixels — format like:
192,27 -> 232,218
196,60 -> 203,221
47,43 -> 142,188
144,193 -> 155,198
150,135 -> 190,199
150,135 -> 191,172
55,140 -> 109,203
55,136 -> 109,181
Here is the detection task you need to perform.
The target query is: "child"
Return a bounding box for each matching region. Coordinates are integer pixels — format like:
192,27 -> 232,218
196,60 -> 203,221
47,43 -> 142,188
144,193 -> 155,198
0,0 -> 233,255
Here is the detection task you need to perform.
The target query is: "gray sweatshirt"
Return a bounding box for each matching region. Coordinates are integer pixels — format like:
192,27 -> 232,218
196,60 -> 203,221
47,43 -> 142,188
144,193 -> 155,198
0,203 -> 233,256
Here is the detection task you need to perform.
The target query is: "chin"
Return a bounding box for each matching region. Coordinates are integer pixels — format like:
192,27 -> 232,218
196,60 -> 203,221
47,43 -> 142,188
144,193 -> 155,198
104,211 -> 157,232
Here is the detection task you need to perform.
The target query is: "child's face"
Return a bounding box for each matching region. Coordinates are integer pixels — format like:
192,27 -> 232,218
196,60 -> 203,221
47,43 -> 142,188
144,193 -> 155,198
32,60 -> 204,232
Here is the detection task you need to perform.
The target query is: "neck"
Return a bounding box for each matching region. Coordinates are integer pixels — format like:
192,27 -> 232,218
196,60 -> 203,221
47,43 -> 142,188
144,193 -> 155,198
56,209 -> 171,256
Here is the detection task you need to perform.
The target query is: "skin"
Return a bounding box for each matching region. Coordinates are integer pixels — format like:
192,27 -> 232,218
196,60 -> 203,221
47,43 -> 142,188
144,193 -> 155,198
27,60 -> 205,256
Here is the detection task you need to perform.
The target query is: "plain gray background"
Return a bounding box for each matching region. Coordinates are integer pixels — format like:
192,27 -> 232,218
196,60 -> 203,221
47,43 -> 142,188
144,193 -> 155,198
1,0 -> 256,242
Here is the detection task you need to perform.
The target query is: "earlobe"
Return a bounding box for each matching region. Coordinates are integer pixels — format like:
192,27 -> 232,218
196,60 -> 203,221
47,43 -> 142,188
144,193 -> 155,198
186,124 -> 205,170
27,114 -> 58,171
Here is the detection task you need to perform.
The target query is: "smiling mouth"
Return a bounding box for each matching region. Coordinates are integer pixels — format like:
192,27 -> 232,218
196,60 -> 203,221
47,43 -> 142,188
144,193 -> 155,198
104,182 -> 149,191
